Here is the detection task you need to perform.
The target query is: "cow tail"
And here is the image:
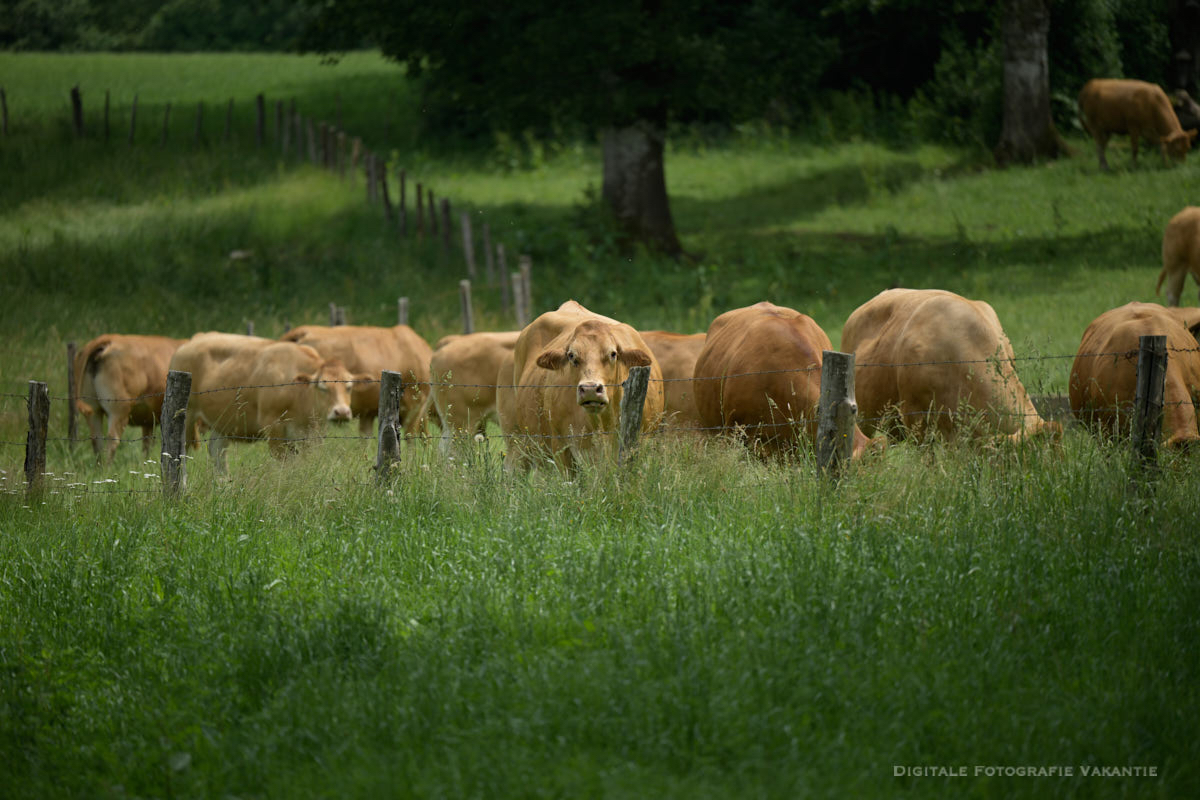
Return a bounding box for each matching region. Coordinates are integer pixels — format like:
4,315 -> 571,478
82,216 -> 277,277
75,336 -> 112,415
1156,264 -> 1168,295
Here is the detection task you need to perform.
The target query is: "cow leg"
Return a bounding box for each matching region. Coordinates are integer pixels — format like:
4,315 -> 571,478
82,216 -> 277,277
1095,134 -> 1110,170
1164,268 -> 1186,307
207,434 -> 230,476
357,414 -> 375,437
1129,134 -> 1139,163
141,424 -> 155,458
104,407 -> 131,463
85,408 -> 105,460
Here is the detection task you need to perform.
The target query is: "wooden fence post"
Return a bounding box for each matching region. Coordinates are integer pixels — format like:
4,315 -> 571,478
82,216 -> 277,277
618,365 -> 651,464
375,370 -> 403,483
337,131 -> 347,178
160,369 -> 191,497
1,87 -> 8,136
519,255 -> 533,317
428,188 -> 438,236
816,350 -> 858,478
398,297 -> 409,326
497,243 -> 511,314
24,381 -> 49,494
70,85 -> 84,138
511,271 -> 528,329
129,94 -> 138,145
66,342 -> 78,450
283,99 -> 294,155
255,93 -> 265,147
398,169 -> 408,236
381,163 -> 395,223
246,320 -> 255,336
224,98 -> 233,142
1131,334 -> 1168,476
160,102 -> 171,147
193,101 -> 203,145
330,302 -> 340,326
482,222 -> 495,285
441,198 -> 452,253
104,90 -> 110,142
461,212 -> 477,278
459,279 -> 475,334
415,183 -> 425,238
306,117 -> 317,163
274,99 -> 283,146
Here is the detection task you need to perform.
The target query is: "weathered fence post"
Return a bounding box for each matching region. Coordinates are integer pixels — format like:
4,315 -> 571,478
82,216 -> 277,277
497,243 -> 511,314
618,365 -> 651,464
246,320 -> 255,336
306,117 -> 317,163
441,198 -> 452,253
128,94 -> 138,145
274,99 -> 283,146
283,99 -> 293,155
816,350 -> 858,478
337,131 -> 347,179
224,98 -> 233,142
160,102 -> 171,147
24,381 -> 49,494
461,212 -> 477,278
160,369 -> 191,497
255,93 -> 265,147
381,159 -> 396,223
398,169 -> 408,236
415,183 -> 425,238
193,101 -> 203,145
459,279 -> 475,334
375,370 -> 403,483
428,188 -> 438,236
398,296 -> 409,326
103,90 -> 110,142
329,303 -> 341,326
511,271 -> 528,329
70,85 -> 84,138
66,342 -> 78,450
1131,334 -> 1168,476
519,255 -> 533,316
365,152 -> 376,203
482,222 -> 495,285
1,87 -> 8,136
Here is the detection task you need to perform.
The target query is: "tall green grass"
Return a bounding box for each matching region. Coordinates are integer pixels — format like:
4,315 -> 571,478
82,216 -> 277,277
2,52 -> 1199,798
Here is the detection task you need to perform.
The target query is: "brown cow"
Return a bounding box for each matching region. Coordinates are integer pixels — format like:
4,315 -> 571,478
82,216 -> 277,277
427,330 -> 520,451
840,289 -> 1060,443
640,330 -> 707,431
74,334 -> 185,462
281,324 -> 433,435
692,302 -> 878,458
170,333 -> 368,475
1158,206 -> 1200,307
1078,78 -> 1198,170
1069,302 -> 1200,449
504,300 -> 664,472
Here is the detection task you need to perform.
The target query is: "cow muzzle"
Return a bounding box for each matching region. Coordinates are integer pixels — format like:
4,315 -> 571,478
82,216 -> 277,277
577,381 -> 607,412
327,403 -> 352,423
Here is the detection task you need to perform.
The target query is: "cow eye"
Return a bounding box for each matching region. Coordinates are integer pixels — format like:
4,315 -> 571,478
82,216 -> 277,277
610,350 -> 618,361
568,351 -> 578,365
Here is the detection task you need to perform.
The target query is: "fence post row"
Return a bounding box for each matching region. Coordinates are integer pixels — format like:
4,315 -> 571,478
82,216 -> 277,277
66,342 -> 78,449
459,279 -> 474,334
24,381 -> 49,494
618,365 -> 651,464
160,369 -> 192,497
816,350 -> 858,478
1131,334 -> 1168,476
375,370 -> 404,483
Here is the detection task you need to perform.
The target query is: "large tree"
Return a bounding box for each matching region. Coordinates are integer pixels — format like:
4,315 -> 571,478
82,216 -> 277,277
302,1 -> 833,255
993,0 -> 1069,165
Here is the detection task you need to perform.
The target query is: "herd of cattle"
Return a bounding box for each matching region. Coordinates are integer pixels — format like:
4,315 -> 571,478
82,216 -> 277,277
72,276 -> 1200,477
65,77 -> 1200,475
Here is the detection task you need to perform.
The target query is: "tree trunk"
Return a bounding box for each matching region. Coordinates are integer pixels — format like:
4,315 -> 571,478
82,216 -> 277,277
1168,0 -> 1200,95
993,0 -> 1069,166
601,119 -> 682,256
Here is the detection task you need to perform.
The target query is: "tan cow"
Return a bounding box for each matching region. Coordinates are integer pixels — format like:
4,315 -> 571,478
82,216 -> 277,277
427,330 -> 520,451
1078,78 -> 1197,170
640,330 -> 707,431
841,289 -> 1060,443
692,302 -> 878,458
280,324 -> 434,435
1069,302 -> 1200,449
170,333 -> 368,475
504,300 -> 664,472
1158,207 -> 1200,307
73,334 -> 186,462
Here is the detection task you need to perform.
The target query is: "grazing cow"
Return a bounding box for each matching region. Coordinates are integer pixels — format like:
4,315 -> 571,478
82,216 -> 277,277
841,289 -> 1060,443
640,330 -> 707,430
1158,206 -> 1200,307
170,333 -> 368,475
1069,302 -> 1200,449
505,300 -> 664,471
280,324 -> 433,435
692,302 -> 879,458
1078,78 -> 1197,169
427,330 -> 520,450
73,334 -> 185,462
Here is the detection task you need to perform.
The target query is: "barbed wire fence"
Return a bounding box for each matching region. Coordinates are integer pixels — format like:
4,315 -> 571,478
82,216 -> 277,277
3,336 -> 1189,500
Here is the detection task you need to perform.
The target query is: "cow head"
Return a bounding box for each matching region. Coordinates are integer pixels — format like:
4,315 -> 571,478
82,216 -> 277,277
1164,129 -> 1198,162
535,320 -> 651,413
296,359 -> 369,423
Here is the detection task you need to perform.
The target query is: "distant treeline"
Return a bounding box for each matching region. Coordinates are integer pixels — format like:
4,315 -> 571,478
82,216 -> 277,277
2,0 -> 1195,149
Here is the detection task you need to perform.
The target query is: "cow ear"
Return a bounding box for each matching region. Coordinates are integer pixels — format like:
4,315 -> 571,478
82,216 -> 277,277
1189,129 -> 1199,142
355,373 -> 373,385
618,348 -> 652,367
536,349 -> 568,370
294,372 -> 315,385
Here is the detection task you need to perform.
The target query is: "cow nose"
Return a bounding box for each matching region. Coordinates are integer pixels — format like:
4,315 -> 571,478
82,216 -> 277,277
328,404 -> 352,422
578,382 -> 606,409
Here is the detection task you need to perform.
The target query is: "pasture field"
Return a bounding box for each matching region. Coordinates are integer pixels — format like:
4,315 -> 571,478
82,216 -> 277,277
2,52 -> 1199,798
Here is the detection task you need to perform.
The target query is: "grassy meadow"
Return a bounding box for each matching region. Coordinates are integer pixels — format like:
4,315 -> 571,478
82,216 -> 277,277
2,52 -> 1199,798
